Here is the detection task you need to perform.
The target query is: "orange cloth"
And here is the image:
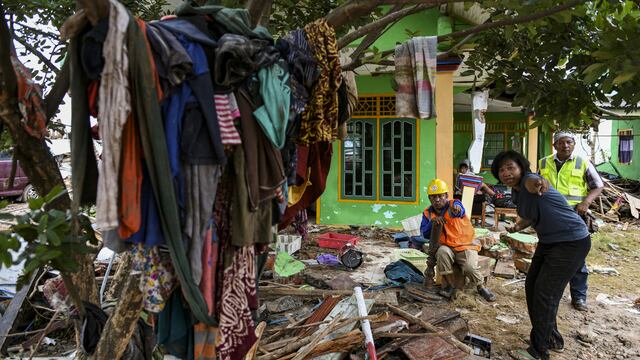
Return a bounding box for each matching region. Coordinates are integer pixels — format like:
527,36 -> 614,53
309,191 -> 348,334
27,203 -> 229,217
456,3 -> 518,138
424,200 -> 479,252
118,19 -> 164,238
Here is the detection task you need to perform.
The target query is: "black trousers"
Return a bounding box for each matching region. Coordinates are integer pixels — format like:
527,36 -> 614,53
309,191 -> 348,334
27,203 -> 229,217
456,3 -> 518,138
526,236 -> 591,360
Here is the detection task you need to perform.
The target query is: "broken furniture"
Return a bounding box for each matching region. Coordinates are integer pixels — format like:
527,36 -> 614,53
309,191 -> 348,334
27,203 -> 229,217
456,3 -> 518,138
492,207 -> 518,231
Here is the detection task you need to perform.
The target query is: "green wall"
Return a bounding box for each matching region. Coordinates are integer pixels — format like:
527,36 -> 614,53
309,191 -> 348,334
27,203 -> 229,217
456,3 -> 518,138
348,8 -> 440,51
318,120 -> 436,227
597,119 -> 640,180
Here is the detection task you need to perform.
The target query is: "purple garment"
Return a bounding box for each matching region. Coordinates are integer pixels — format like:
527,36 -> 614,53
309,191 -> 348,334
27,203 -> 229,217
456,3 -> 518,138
316,254 -> 341,266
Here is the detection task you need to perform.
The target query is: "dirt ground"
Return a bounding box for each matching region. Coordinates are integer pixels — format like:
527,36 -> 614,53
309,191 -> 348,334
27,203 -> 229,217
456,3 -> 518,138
442,223 -> 640,360
285,222 -> 640,360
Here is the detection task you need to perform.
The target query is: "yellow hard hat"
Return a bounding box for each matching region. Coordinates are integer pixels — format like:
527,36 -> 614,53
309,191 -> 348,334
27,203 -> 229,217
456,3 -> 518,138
427,179 -> 449,195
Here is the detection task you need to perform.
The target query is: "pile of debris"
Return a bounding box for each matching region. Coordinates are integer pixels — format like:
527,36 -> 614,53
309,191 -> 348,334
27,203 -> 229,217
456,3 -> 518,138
592,177 -> 640,222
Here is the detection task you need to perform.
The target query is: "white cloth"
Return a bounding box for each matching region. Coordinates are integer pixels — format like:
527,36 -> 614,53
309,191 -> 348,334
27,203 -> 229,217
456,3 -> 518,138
95,0 -> 131,230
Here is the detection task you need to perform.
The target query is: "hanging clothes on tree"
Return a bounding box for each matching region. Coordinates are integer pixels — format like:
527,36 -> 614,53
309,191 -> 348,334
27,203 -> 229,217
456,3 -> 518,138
95,0 -> 131,231
298,19 -> 342,145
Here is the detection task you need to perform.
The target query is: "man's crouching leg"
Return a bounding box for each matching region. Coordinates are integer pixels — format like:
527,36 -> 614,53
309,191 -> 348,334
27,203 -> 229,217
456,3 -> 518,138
436,245 -> 458,299
458,249 -> 496,302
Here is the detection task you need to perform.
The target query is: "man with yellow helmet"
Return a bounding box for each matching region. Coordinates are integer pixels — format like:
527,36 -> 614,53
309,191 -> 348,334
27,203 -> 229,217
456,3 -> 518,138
420,179 -> 496,301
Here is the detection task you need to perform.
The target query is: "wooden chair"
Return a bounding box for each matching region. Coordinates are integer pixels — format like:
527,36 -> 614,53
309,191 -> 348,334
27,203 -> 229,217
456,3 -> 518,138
492,207 -> 519,231
471,201 -> 487,228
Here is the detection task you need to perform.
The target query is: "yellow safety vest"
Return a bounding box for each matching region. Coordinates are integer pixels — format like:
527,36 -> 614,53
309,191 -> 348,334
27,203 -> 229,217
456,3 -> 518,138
538,154 -> 589,206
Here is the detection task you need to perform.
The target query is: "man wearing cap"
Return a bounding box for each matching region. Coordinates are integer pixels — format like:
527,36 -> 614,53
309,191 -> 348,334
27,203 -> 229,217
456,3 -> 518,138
420,179 -> 496,302
538,131 -> 604,312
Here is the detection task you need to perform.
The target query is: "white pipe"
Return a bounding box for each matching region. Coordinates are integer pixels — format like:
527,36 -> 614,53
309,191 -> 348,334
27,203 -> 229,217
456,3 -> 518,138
354,286 -> 377,360
99,252 -> 117,305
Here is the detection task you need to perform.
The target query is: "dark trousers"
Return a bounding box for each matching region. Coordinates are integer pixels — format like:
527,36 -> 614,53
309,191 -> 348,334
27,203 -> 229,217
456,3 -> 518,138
569,262 -> 589,301
525,237 -> 591,360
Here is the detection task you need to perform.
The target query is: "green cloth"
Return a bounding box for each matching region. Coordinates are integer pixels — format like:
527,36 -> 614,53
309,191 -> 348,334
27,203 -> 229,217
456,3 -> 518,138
231,147 -> 272,247
274,252 -> 305,277
126,17 -> 215,325
474,228 -> 490,237
253,62 -> 290,149
175,0 -> 272,40
69,32 -> 99,207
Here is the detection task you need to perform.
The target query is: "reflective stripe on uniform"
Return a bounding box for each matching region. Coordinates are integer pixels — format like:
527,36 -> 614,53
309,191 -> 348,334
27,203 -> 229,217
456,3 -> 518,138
564,194 -> 586,201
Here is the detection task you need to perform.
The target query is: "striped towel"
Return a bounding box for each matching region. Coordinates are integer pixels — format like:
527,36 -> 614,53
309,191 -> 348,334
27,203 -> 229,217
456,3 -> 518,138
214,93 -> 242,145
395,36 -> 437,119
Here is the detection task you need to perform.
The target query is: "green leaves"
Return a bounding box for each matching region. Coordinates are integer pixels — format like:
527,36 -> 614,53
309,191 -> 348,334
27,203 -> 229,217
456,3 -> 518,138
464,0 -> 640,130
0,187 -> 98,290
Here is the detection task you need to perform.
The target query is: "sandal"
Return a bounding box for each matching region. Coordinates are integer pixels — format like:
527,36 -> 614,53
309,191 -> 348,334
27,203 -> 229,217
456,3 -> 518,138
478,287 -> 497,302
509,349 -> 539,360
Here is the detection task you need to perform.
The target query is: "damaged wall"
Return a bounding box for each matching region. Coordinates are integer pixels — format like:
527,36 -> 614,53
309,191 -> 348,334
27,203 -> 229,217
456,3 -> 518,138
597,119 -> 640,180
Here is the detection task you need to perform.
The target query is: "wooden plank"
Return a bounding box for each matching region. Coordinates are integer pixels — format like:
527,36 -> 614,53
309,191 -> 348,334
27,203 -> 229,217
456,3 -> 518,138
493,259 -> 516,279
527,115 -> 538,172
436,72 -> 454,189
0,271 -> 39,354
461,186 -> 475,220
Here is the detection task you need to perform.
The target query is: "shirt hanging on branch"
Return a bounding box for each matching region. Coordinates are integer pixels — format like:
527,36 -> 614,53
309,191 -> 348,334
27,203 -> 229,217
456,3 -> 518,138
95,0 -> 131,230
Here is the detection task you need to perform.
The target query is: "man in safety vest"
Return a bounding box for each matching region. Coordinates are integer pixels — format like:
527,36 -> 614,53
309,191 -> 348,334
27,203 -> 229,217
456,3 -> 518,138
538,131 -> 604,312
420,179 -> 496,302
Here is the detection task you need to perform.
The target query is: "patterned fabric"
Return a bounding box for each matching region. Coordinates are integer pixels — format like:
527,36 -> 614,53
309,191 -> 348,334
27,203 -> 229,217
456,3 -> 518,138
131,244 -> 176,313
280,29 -> 319,116
216,246 -> 257,360
194,323 -> 217,360
10,54 -> 47,139
292,208 -> 308,240
214,94 -> 242,145
298,19 -> 342,145
395,36 -> 437,119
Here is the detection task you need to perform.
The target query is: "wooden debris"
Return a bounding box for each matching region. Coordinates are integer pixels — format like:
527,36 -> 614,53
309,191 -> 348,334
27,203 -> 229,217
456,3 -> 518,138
0,271 -> 39,354
385,303 -> 473,355
259,286 -> 353,297
493,259 -> 516,279
245,322 -> 267,360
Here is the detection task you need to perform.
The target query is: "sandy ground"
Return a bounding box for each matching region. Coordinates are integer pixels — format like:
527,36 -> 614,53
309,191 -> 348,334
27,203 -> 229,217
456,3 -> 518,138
296,223 -> 640,359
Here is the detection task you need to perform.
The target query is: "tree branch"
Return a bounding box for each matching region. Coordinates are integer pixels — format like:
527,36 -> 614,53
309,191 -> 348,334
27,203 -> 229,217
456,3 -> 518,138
246,0 -> 274,27
44,60 -> 70,124
437,0 -> 587,41
437,33 -> 475,58
343,48 -> 395,71
12,34 -> 60,73
337,3 -> 432,49
347,4 -> 403,62
326,0 -> 468,30
0,3 -> 17,100
14,23 -> 60,40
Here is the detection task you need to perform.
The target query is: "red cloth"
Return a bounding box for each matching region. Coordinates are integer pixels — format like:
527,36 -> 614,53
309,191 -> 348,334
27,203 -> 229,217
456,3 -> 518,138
10,54 -> 48,139
279,142 -> 332,229
87,80 -> 100,117
199,221 -> 218,315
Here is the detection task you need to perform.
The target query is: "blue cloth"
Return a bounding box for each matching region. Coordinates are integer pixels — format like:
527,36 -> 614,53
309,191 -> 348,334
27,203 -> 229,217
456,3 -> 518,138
513,173 -> 589,243
127,164 -> 165,247
419,199 -> 466,239
161,34 -> 225,215
157,290 -> 194,360
151,19 -> 217,47
569,262 -> 589,301
384,260 -> 425,285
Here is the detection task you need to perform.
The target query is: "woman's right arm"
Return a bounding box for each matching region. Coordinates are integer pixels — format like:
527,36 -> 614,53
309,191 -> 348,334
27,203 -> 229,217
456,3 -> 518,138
506,218 -> 532,233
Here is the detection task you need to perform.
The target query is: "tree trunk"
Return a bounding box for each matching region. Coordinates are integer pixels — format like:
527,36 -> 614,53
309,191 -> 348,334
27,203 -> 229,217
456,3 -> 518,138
90,272 -> 143,360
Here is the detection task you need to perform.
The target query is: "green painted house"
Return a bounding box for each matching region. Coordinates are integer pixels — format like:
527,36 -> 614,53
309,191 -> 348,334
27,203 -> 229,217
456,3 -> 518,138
316,7 -> 538,227
597,117 -> 640,180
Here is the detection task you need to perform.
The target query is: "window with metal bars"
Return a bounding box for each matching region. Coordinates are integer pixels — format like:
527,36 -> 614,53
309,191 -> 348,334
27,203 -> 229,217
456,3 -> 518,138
342,119 -> 376,199
380,119 -> 416,201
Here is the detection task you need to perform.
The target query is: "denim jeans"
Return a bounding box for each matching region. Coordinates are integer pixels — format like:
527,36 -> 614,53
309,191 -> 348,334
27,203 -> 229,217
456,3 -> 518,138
526,237 -> 591,360
569,262 -> 589,301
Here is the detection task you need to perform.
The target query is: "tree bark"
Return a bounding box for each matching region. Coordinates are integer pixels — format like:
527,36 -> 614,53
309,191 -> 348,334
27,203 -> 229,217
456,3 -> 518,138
90,272 -> 143,360
326,0 -> 467,30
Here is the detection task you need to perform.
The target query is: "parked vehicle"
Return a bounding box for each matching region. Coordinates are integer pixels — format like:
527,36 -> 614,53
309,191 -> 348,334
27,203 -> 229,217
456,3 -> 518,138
0,151 -> 38,201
